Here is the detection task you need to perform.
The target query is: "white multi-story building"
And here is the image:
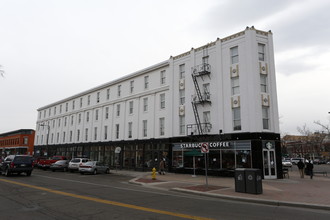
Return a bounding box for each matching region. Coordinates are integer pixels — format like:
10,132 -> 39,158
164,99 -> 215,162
35,27 -> 281,179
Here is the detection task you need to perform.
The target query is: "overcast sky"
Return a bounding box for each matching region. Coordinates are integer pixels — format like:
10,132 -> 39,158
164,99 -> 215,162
1,0 -> 330,135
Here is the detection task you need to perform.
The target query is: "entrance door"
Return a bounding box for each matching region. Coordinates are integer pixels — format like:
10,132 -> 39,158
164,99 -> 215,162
263,149 -> 277,179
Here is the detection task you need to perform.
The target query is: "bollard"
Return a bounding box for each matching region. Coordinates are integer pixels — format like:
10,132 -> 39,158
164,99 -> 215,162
152,167 -> 157,180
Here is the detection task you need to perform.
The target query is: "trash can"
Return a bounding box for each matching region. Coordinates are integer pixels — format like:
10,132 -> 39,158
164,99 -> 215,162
235,168 -> 246,193
245,169 -> 263,194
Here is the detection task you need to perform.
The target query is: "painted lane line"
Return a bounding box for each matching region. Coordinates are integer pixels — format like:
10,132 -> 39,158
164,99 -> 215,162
0,178 -> 214,220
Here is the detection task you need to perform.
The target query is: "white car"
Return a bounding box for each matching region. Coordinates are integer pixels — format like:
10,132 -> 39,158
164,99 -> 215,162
68,158 -> 90,172
282,159 -> 292,168
79,161 -> 110,175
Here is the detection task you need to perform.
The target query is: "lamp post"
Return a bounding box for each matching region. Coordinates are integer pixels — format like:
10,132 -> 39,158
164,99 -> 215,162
40,123 -> 50,157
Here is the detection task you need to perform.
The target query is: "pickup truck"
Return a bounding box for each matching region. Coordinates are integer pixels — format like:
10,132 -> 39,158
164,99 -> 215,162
38,156 -> 68,170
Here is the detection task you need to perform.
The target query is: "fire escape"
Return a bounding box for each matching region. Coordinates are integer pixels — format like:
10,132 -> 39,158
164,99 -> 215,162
189,60 -> 212,135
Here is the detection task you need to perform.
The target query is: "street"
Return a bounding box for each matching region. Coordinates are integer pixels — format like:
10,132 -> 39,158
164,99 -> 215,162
0,169 -> 329,220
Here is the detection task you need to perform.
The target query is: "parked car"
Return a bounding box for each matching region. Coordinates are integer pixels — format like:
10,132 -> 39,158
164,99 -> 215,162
38,156 -> 68,170
50,160 -> 69,172
79,161 -> 110,175
291,158 -> 304,165
0,155 -> 34,177
282,159 -> 292,168
68,158 -> 91,172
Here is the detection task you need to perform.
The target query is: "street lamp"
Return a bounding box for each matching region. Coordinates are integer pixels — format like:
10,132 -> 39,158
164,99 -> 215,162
40,123 -> 50,157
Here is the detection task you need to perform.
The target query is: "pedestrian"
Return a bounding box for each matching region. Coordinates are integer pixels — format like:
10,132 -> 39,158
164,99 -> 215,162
297,159 -> 305,178
159,158 -> 165,175
306,160 -> 314,179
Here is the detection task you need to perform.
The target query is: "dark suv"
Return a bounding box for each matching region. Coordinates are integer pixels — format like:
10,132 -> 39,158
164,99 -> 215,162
0,155 -> 34,177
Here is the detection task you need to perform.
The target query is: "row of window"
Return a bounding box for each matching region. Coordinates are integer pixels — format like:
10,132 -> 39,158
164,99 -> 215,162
230,43 -> 265,65
38,117 -> 166,145
0,137 -> 29,146
39,70 -> 168,120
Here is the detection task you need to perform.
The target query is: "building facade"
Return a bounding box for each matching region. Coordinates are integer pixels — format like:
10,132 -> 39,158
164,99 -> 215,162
35,27 -> 282,179
0,129 -> 35,156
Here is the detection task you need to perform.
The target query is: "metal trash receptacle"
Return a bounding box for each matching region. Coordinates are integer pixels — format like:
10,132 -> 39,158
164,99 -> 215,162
245,169 -> 263,194
235,168 -> 246,193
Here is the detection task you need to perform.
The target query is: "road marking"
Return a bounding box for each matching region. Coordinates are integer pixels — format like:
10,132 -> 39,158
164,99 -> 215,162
0,178 -> 213,220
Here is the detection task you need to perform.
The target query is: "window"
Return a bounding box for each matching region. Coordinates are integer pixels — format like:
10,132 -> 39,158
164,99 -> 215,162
95,109 -> 99,121
128,122 -> 132,138
60,105 -> 62,114
58,118 -> 61,127
230,46 -> 239,64
203,83 -> 210,100
51,133 -> 54,143
23,137 -> 28,145
115,124 -> 119,139
85,128 -> 88,141
107,88 -> 110,100
71,115 -> 74,125
77,129 -> 80,142
64,117 -> 67,126
65,103 -> 68,112
97,92 -> 100,103
56,133 -> 59,143
159,117 -> 165,136
86,112 -> 90,122
88,95 -> 91,105
160,70 -> 166,85
179,90 -> 185,105
48,108 -> 51,116
116,104 -> 120,117
94,127 -> 97,140
63,132 -> 66,142
129,101 -> 133,114
144,76 -> 149,89
203,111 -> 210,124
260,74 -> 267,93
105,107 -> 109,119
44,110 -> 46,118
72,100 -> 75,110
160,93 -> 165,109
80,98 -> 83,108
233,108 -> 241,130
78,113 -> 81,124
231,77 -> 240,95
179,116 -> 185,135
54,107 -> 56,115
262,107 -> 270,129
202,56 -> 209,64
118,85 -> 121,97
104,126 -> 108,140
258,43 -> 265,61
53,120 -> 55,128
179,64 -> 185,79
130,80 -> 134,93
69,131 -> 73,142
143,97 -> 148,112
143,120 -> 147,137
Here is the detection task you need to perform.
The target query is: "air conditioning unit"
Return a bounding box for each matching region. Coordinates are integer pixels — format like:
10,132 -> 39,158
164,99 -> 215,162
259,62 -> 268,75
179,105 -> 185,116
261,94 -> 270,106
230,64 -> 239,78
231,96 -> 240,108
179,79 -> 185,90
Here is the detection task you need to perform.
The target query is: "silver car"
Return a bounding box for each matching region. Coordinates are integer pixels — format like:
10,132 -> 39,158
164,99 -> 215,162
79,161 -> 110,175
68,158 -> 91,172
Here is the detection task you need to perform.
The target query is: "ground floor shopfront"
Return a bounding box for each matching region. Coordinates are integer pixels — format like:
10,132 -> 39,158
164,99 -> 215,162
34,132 -> 282,179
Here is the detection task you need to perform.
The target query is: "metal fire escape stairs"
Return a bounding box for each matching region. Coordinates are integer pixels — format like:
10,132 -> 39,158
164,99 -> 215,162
190,50 -> 211,135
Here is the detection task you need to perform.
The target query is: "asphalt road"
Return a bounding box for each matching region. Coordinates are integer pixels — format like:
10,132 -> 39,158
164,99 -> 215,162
0,169 -> 329,220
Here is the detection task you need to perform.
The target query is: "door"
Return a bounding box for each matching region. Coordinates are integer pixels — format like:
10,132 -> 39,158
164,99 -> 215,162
263,149 -> 277,179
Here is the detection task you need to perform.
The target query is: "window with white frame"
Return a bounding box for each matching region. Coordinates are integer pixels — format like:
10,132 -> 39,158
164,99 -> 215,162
88,95 -> 91,105
179,90 -> 185,105
107,88 -> 110,100
48,108 -> 51,116
203,83 -> 210,99
159,117 -> 165,136
77,129 -> 80,142
94,127 -> 97,140
58,118 -> 61,127
72,100 -> 75,110
203,111 -> 210,124
97,92 -> 100,103
233,107 -> 241,131
105,107 -> 109,119
56,132 -> 59,143
130,80 -> 134,93
143,120 -> 147,137
129,101 -> 133,114
78,113 -> 81,124
104,126 -> 108,140
230,46 -> 239,64
160,93 -> 165,109
86,112 -> 90,122
85,128 -> 88,141
63,132 -> 66,143
179,115 -> 185,135
65,103 -> 68,112
80,98 -> 83,108
71,115 -> 74,125
64,117 -> 67,127
51,133 -> 54,144
118,85 -> 121,97
179,64 -> 185,79
258,43 -> 265,61
128,122 -> 132,138
60,105 -> 62,113
260,74 -> 267,93
115,124 -> 119,139
54,107 -> 56,115
160,70 -> 166,85
95,109 -> 99,121
231,77 -> 240,95
69,131 -> 73,142
262,107 -> 270,129
143,97 -> 148,112
144,76 -> 149,89
116,104 -> 120,117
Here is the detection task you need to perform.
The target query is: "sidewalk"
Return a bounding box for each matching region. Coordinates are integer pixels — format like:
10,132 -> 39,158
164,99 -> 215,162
113,169 -> 330,211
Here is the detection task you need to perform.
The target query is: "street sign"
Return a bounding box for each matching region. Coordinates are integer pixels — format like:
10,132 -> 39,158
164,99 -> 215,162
201,143 -> 209,153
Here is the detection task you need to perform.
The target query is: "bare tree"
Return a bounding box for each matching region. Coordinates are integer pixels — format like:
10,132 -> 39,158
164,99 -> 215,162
314,120 -> 330,134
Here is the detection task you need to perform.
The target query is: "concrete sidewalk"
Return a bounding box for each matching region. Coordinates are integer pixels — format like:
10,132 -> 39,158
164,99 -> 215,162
113,169 -> 330,211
